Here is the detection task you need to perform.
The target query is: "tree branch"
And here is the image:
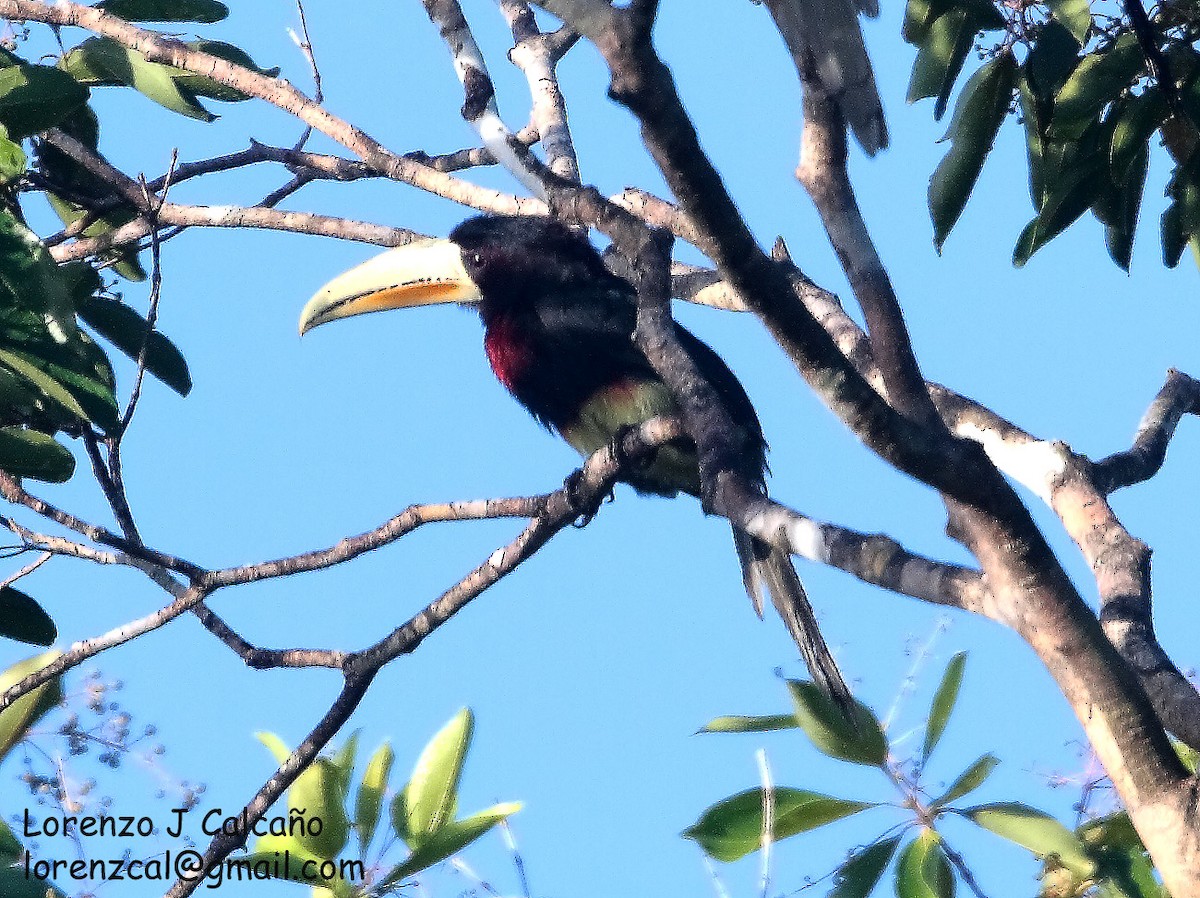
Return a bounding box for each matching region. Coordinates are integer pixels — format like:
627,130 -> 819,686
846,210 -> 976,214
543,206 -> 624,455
0,0 -> 545,215
500,0 -> 582,183
421,0 -> 550,197
527,4 -> 1199,890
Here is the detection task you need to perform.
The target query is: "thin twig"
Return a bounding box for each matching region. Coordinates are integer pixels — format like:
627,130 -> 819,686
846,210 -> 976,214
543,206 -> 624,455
0,551 -> 52,589
121,151 -> 176,433
288,0 -> 323,151
500,819 -> 532,898
757,748 -> 774,898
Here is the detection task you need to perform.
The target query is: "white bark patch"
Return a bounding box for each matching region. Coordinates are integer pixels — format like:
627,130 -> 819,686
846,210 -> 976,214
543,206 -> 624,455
955,422 -> 1066,505
477,112 -> 546,198
744,505 -> 829,564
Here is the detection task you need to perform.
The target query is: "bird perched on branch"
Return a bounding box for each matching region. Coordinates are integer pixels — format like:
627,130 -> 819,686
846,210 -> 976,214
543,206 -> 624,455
299,214 -> 853,714
760,0 -> 888,155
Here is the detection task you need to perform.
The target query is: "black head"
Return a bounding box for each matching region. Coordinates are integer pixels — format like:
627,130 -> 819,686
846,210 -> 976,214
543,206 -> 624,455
448,215 -> 619,307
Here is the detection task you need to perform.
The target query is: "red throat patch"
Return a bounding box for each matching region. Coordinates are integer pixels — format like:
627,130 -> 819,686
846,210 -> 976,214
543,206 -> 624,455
483,314 -> 532,393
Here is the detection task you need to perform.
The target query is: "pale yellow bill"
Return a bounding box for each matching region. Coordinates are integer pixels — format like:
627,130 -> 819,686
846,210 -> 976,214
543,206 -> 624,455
299,238 -> 482,335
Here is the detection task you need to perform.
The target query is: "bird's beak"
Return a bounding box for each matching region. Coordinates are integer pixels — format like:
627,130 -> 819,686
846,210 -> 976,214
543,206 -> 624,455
299,238 -> 482,335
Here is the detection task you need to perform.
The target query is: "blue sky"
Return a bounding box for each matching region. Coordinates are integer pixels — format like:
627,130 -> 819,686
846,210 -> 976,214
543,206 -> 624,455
3,1 -> 1198,896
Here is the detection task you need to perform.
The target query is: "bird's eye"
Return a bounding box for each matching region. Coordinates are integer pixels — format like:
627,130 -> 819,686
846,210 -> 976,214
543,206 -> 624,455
472,253 -> 483,265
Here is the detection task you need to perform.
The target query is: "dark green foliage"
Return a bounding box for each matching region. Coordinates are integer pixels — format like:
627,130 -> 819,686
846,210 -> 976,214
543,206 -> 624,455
174,40 -> 281,102
906,0 -> 1200,268
830,835 -> 903,898
929,52 -> 1017,251
0,586 -> 57,645
691,656 -> 1163,895
0,9 -> 268,483
0,64 -> 89,139
683,788 -> 874,862
94,0 -> 230,23
248,713 -> 520,891
78,297 -> 192,396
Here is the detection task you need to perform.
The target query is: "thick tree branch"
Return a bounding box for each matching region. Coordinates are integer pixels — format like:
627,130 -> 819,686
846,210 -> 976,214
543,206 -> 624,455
500,0 -> 582,183
1093,370 -> 1200,493
795,92 -> 934,425
937,380 -> 1200,751
528,4 -> 1199,890
421,0 -> 549,197
163,671 -> 376,898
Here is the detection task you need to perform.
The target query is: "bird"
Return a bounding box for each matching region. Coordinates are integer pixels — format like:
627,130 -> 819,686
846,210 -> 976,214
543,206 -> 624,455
761,0 -> 888,156
299,214 -> 854,715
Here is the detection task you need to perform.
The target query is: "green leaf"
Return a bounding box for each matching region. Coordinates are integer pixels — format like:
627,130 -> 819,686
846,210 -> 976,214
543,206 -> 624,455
330,730 -> 359,801
896,829 -> 955,898
1025,20 -> 1082,105
244,835 -> 340,884
1162,199 -> 1189,268
34,354 -> 118,433
1079,813 -> 1163,898
0,126 -> 25,181
256,731 -> 292,765
1109,89 -> 1166,184
1162,161 -> 1200,267
1173,738 -> 1199,774
0,865 -> 68,898
787,680 -> 888,766
1053,33 -> 1142,140
1045,0 -> 1091,45
923,652 -> 966,761
122,50 -> 214,121
1019,73 -> 1050,209
902,0 -> 954,45
0,211 -> 76,341
381,802 -> 520,887
174,40 -> 280,102
0,587 -> 56,646
0,817 -> 22,862
906,9 -> 975,120
964,802 -> 1095,877
402,708 -> 473,847
1013,152 -> 1107,265
289,758 -> 350,860
355,741 -> 393,850
1079,811 -> 1142,853
0,349 -> 88,421
1096,144 -> 1147,271
0,650 -> 63,761
61,38 -> 214,121
0,64 -> 89,139
830,835 -> 903,898
931,753 -> 997,809
95,0 -> 229,23
683,788 -> 874,862
929,53 -> 1017,251
77,297 -> 192,396
698,714 -> 797,734
45,195 -> 145,285
0,427 -> 75,482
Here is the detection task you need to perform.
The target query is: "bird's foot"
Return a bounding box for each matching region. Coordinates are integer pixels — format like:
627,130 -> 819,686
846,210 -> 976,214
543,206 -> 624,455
562,470 -> 610,528
609,423 -> 648,471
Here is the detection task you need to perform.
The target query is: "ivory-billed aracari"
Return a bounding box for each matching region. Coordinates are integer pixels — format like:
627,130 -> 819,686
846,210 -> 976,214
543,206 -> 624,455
299,214 -> 852,711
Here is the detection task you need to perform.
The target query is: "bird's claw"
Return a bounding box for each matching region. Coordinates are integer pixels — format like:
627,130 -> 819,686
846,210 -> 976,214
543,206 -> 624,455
563,470 -> 608,527
609,424 -> 645,471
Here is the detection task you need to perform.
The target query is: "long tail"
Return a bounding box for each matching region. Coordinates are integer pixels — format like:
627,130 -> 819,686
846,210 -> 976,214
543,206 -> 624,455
733,528 -> 856,716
